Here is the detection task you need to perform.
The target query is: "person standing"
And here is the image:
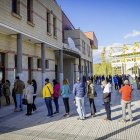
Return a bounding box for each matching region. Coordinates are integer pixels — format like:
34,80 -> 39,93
31,79 -> 37,111
73,77 -> 86,120
113,75 -> 118,90
0,80 -> 2,108
43,78 -> 54,117
2,80 -> 11,105
61,79 -> 71,117
118,75 -> 123,89
87,79 -> 97,117
14,76 -> 25,112
102,80 -> 112,121
12,86 -> 17,111
52,79 -> 60,114
119,80 -> 133,122
25,80 -> 34,116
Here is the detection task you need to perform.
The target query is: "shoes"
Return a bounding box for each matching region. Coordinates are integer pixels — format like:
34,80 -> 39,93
130,118 -> 133,122
63,113 -> 68,117
53,111 -> 59,114
77,117 -> 85,120
104,118 -> 112,121
91,114 -> 96,117
15,108 -> 22,112
47,115 -> 53,118
119,119 -> 126,123
25,113 -> 32,116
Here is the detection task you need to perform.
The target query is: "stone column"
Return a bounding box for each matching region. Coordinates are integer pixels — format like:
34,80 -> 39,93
41,43 -> 46,87
90,62 -> 93,76
87,61 -> 90,76
79,57 -> 82,79
17,33 -> 23,79
59,50 -> 63,87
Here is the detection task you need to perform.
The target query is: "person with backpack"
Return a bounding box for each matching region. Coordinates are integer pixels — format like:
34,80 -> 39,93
43,78 -> 54,118
87,79 -> 97,117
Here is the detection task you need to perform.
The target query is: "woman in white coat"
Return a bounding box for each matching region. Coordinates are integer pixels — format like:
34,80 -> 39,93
25,80 -> 34,116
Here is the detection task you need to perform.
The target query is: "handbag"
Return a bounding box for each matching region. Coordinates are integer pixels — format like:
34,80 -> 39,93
22,98 -> 27,105
47,86 -> 54,99
94,90 -> 97,97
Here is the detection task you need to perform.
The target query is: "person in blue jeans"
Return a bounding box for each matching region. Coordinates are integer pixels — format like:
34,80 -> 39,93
43,78 -> 54,117
73,77 -> 86,120
14,76 -> 25,112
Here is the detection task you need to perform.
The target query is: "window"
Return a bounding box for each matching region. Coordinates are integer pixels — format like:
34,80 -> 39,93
12,0 -> 20,15
47,11 -> 51,34
27,0 -> 33,23
82,41 -> 86,55
37,59 -> 49,69
45,60 -> 49,69
53,16 -> 57,37
37,59 -> 41,68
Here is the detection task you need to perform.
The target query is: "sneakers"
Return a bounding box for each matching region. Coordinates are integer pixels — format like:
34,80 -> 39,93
63,113 -> 69,117
53,111 -> 59,114
130,118 -> 133,122
91,114 -> 96,117
77,117 -> 85,120
119,119 -> 126,123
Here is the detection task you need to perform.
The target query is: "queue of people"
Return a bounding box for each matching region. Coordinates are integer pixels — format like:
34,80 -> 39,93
0,75 -> 133,123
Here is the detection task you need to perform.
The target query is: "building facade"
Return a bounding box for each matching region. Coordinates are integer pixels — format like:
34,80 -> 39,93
110,43 -> 140,78
0,0 -> 98,101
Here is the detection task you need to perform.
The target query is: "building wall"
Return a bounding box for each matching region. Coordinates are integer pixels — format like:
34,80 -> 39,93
0,0 -> 63,48
0,33 -> 55,95
64,29 -> 92,62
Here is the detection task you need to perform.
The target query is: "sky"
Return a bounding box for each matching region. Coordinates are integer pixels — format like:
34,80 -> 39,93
56,0 -> 140,63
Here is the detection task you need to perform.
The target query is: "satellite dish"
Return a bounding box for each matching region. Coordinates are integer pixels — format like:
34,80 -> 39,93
68,37 -> 75,48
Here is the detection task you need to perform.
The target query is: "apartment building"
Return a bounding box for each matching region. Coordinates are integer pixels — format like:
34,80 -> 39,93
0,0 -> 98,99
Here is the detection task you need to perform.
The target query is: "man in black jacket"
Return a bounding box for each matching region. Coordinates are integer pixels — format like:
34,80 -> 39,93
102,80 -> 112,121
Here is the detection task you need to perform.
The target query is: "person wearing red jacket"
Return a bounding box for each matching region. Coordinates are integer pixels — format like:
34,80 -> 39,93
119,80 -> 133,122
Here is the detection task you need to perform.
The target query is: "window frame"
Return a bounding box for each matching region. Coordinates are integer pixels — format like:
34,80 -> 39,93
53,16 -> 57,37
27,0 -> 33,24
46,10 -> 51,35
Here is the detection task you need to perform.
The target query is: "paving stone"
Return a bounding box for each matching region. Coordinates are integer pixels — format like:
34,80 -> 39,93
0,85 -> 140,140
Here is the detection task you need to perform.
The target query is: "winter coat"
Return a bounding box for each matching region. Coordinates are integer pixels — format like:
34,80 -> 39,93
73,82 -> 86,98
32,83 -> 37,96
53,83 -> 60,98
61,84 -> 70,98
2,83 -> 10,96
25,85 -> 34,104
103,83 -> 111,102
87,83 -> 95,99
42,83 -> 54,98
14,80 -> 25,94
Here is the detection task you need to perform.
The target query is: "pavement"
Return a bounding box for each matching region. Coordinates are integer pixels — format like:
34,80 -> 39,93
0,85 -> 140,140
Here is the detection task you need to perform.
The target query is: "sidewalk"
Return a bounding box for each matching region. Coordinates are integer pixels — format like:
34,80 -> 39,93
0,85 -> 140,140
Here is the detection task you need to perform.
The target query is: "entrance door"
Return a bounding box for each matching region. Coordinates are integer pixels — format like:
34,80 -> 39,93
28,57 -> 32,81
0,53 -> 5,82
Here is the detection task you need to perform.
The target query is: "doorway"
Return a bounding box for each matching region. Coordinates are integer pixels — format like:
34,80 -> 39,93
0,53 -> 5,82
28,57 -> 32,81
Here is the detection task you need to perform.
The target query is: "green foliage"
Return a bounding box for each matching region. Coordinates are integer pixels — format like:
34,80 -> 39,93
93,63 -> 112,76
